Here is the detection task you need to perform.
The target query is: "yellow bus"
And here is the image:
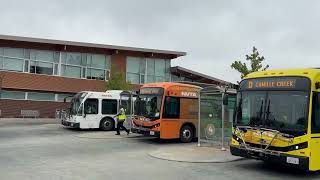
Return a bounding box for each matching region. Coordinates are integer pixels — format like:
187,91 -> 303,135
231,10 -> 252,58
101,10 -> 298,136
231,68 -> 320,171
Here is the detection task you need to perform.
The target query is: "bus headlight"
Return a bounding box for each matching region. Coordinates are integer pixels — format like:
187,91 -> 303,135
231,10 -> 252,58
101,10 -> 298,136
152,123 -> 160,129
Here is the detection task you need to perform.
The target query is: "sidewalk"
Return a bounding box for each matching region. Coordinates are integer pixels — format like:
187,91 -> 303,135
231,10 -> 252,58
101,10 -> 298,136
75,131 -> 155,140
0,118 -> 59,125
148,143 -> 243,163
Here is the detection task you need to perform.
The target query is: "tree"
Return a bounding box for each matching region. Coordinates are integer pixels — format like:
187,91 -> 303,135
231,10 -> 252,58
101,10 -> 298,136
105,66 -> 131,90
231,46 -> 269,79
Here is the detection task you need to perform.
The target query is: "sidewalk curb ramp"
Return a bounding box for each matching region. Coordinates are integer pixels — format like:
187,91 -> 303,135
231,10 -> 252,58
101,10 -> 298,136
148,144 -> 244,163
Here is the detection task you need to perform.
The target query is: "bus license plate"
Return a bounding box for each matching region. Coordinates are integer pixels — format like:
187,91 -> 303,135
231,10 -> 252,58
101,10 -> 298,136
150,131 -> 155,135
286,157 -> 299,165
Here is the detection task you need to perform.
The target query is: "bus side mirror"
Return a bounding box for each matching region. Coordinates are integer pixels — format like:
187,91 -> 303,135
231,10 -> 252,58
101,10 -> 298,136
223,94 -> 229,106
316,82 -> 320,89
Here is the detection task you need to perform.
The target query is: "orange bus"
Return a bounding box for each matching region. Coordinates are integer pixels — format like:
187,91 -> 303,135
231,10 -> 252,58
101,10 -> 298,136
131,82 -> 201,142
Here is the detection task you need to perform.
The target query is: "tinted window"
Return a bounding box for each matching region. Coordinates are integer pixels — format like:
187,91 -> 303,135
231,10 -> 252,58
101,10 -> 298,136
102,99 -> 117,114
84,99 -> 98,114
163,97 -> 180,118
312,93 -> 320,133
120,100 -> 132,115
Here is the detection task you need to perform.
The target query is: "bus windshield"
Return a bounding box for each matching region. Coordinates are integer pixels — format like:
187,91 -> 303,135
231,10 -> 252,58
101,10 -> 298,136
70,93 -> 87,115
135,94 -> 162,120
234,91 -> 309,136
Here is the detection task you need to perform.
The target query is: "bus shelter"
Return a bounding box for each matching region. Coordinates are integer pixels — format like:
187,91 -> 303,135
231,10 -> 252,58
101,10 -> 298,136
198,85 -> 236,150
119,91 -> 136,129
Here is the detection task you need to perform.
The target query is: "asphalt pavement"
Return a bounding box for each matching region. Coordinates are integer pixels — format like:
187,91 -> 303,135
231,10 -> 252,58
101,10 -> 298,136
0,121 -> 319,180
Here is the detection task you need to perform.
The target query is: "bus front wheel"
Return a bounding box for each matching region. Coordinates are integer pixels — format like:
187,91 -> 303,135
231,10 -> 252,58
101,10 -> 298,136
180,125 -> 194,143
100,118 -> 114,131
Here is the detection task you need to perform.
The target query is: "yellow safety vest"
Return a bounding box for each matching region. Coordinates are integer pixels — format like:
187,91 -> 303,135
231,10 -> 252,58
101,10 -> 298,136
118,110 -> 126,121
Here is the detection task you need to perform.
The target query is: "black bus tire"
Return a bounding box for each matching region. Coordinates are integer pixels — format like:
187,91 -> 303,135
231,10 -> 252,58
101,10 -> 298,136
100,118 -> 115,131
180,125 -> 194,143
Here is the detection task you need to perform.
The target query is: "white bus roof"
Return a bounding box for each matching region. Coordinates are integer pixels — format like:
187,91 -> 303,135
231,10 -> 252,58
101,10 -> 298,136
79,90 -> 132,100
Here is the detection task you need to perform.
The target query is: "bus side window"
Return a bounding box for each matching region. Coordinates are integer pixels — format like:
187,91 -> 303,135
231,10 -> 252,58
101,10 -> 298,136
163,97 -> 180,118
121,100 -> 132,115
102,99 -> 117,114
84,99 -> 99,114
312,93 -> 320,133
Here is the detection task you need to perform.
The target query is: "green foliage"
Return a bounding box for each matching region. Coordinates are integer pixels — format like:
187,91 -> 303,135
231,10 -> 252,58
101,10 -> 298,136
105,67 -> 131,90
231,46 -> 269,79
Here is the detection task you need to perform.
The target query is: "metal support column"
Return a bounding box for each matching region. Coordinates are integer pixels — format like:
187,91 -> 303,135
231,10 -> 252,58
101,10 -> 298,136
198,92 -> 201,147
221,92 -> 226,151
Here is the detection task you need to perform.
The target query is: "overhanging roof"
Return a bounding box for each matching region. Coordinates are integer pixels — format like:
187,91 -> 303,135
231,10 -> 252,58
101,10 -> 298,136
0,34 -> 186,57
171,66 -> 234,85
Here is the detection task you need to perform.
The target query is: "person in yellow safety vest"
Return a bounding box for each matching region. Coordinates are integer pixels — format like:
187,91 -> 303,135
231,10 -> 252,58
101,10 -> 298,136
114,107 -> 130,135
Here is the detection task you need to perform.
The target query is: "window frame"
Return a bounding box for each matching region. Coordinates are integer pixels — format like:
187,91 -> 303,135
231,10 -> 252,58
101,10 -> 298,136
84,98 -> 99,115
27,92 -> 56,101
126,56 -> 146,84
101,99 -> 118,115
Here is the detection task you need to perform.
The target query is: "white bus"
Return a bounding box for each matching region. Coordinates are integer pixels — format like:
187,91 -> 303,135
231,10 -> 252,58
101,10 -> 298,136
61,90 -> 134,130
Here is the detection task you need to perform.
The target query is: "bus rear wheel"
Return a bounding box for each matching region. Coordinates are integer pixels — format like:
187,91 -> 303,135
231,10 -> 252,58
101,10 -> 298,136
180,125 -> 194,143
100,118 -> 114,131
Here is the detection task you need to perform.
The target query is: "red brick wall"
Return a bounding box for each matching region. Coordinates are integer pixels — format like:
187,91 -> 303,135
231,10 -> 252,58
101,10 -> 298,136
111,54 -> 127,77
0,99 -> 70,118
0,71 -> 106,93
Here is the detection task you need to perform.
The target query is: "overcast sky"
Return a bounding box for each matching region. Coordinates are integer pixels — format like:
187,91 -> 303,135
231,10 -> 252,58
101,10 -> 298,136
0,0 -> 319,83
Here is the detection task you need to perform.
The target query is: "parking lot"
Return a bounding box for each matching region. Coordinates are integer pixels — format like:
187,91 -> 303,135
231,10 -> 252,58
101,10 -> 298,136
0,121 -> 319,180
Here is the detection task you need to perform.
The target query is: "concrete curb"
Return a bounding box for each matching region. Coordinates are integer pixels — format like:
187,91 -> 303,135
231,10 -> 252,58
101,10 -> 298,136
148,153 -> 244,163
147,145 -> 244,163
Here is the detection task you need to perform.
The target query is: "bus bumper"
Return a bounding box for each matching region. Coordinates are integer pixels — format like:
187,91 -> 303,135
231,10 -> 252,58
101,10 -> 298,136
230,145 -> 309,171
131,127 -> 160,137
61,120 -> 80,128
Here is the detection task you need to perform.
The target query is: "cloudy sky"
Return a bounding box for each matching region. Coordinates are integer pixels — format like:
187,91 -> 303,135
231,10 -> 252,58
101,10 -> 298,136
0,0 -> 319,83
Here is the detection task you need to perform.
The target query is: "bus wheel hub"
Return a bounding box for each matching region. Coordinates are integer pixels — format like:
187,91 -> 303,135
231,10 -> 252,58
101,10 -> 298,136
183,130 -> 191,138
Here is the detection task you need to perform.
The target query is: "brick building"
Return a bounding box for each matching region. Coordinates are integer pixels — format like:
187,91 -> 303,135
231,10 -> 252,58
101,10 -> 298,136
0,35 -> 185,118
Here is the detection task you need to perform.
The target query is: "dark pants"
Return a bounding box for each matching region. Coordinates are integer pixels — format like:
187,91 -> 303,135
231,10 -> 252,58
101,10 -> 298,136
116,121 -> 129,134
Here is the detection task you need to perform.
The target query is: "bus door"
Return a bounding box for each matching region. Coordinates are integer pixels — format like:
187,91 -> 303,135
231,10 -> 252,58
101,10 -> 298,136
83,98 -> 100,128
120,91 -> 135,129
311,92 -> 320,169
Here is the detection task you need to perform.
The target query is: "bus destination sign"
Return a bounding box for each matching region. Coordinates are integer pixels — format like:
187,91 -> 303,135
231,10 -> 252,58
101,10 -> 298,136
140,87 -> 164,95
240,77 -> 310,91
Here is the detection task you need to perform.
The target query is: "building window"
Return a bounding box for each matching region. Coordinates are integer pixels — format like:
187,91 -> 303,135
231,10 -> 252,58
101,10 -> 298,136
57,93 -> 75,102
87,68 -> 105,80
102,99 -> 118,114
61,65 -> 82,78
127,57 -> 171,84
0,90 -> 26,100
126,57 -> 146,84
146,58 -> 171,83
0,90 -> 76,103
61,52 -> 110,80
3,48 -> 24,58
30,50 -> 59,63
30,61 -> 54,75
3,57 -> 24,72
28,92 -> 56,101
